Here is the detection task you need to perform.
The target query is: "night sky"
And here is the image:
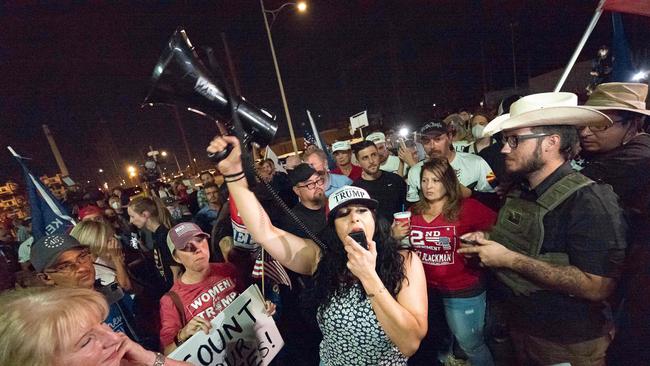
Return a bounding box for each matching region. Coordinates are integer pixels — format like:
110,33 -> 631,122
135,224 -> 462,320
1,1 -> 649,186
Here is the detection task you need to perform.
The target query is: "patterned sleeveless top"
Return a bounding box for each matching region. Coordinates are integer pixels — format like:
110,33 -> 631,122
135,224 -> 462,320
317,283 -> 408,365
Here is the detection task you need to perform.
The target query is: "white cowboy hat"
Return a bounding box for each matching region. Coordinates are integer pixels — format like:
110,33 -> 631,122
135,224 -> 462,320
584,82 -> 650,117
483,92 -> 612,137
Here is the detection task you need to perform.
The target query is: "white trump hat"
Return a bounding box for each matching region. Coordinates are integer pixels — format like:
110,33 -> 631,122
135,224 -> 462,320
327,186 -> 378,220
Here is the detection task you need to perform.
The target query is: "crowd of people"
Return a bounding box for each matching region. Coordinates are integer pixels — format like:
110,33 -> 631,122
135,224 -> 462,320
1,81 -> 649,366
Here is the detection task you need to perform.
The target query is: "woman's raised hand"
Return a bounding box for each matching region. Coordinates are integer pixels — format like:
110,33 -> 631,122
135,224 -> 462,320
206,135 -> 244,176
106,237 -> 124,263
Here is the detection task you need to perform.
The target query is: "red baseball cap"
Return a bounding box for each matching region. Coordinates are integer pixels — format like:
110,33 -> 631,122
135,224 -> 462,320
78,205 -> 103,221
166,222 -> 210,253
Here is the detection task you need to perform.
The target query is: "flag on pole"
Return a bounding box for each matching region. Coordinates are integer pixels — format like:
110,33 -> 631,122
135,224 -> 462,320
302,121 -> 319,150
252,248 -> 292,289
603,0 -> 650,17
306,110 -> 324,150
8,147 -> 76,241
610,13 -> 635,82
305,110 -> 337,170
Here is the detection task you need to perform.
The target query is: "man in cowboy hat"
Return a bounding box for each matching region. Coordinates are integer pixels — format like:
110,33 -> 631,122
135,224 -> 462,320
458,92 -> 627,365
579,82 -> 650,220
578,82 -> 650,364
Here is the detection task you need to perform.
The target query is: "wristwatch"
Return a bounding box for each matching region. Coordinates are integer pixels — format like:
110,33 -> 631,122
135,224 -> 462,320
152,352 -> 166,366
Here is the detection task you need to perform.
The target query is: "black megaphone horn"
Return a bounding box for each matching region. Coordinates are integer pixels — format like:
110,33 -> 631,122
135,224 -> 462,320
142,27 -> 278,162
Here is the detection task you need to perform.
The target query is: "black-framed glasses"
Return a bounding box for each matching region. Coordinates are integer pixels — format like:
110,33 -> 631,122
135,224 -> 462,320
501,133 -> 550,149
45,248 -> 92,273
297,176 -> 325,190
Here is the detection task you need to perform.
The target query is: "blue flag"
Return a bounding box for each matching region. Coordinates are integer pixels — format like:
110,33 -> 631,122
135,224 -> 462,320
8,147 -> 75,241
610,13 -> 635,82
305,110 -> 337,170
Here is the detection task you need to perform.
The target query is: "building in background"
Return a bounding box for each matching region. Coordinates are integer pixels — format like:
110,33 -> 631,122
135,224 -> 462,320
0,181 -> 28,220
39,174 -> 66,201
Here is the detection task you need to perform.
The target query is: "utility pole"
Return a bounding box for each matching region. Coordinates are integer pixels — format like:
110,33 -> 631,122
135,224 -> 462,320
221,32 -> 241,96
172,106 -> 197,174
510,22 -> 519,90
42,124 -> 70,177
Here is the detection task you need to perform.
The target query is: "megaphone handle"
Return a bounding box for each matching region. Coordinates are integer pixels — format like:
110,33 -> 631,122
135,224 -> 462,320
207,143 -> 234,163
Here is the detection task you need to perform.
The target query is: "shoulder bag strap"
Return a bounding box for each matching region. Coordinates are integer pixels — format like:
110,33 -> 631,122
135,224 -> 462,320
166,290 -> 187,326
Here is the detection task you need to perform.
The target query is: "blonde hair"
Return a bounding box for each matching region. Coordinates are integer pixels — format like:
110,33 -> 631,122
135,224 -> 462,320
128,196 -> 172,229
0,287 -> 108,366
70,220 -> 116,260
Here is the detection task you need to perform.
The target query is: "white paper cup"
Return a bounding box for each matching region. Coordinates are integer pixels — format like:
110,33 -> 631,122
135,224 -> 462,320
393,211 -> 412,226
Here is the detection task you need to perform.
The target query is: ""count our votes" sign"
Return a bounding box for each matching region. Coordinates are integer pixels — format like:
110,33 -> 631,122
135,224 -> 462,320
169,284 -> 284,366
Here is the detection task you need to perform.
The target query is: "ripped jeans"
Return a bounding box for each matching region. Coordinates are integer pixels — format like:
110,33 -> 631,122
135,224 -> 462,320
441,291 -> 494,366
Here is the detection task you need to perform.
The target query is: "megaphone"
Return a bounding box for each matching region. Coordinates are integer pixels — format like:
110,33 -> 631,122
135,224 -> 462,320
143,27 -> 277,162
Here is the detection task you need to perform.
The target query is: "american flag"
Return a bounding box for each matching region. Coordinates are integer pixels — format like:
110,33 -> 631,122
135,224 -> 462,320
252,248 -> 292,289
303,110 -> 337,170
302,121 -> 318,150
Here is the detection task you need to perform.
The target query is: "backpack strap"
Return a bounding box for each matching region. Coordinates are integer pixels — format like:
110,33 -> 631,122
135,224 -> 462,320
166,291 -> 186,326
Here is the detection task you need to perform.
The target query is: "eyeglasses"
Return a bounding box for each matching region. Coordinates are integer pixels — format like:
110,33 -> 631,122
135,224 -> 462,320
46,249 -> 92,273
501,133 -> 550,149
297,176 -> 325,190
579,124 -> 611,133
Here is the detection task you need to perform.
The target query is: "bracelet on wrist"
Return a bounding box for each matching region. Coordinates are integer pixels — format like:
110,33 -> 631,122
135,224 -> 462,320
366,286 -> 386,298
223,170 -> 244,178
225,174 -> 246,183
174,331 -> 185,346
152,352 -> 166,366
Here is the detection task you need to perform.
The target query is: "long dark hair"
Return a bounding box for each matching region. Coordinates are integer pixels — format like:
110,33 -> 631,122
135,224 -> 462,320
312,213 -> 412,310
411,158 -> 462,221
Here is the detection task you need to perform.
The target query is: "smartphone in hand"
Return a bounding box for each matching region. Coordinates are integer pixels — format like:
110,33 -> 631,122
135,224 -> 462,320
349,231 -> 369,250
460,237 -> 478,246
398,138 -> 407,151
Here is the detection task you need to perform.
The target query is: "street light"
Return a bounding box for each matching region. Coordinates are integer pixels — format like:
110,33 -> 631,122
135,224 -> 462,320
127,165 -> 137,179
161,150 -> 182,174
260,0 -> 308,154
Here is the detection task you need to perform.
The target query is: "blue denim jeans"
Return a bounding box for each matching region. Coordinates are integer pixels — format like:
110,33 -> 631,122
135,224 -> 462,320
441,291 -> 494,366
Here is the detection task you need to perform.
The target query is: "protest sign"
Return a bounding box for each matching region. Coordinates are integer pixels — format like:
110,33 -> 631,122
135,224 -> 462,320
169,284 -> 284,366
349,110 -> 369,130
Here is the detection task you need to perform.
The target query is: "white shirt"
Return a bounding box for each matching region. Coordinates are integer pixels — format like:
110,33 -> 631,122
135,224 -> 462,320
452,140 -> 473,152
380,155 -> 402,175
18,237 -> 33,263
406,151 -> 495,202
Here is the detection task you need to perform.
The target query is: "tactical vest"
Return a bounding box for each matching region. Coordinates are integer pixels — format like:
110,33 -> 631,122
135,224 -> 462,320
489,172 -> 594,296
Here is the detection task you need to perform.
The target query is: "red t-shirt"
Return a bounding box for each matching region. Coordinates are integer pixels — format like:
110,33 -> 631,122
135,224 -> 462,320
159,263 -> 245,347
332,164 -> 363,181
410,198 -> 496,294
